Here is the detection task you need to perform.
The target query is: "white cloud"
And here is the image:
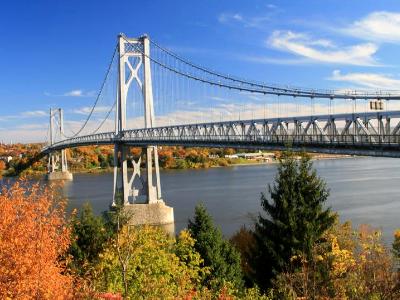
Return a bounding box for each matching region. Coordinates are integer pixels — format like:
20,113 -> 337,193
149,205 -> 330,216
217,11 -> 275,28
343,11 -> 400,43
64,89 -> 84,97
0,110 -> 48,122
218,13 -> 243,23
328,70 -> 400,90
237,54 -> 310,65
73,105 -> 112,115
44,89 -> 96,97
268,30 -> 379,66
16,123 -> 47,130
21,110 -> 47,117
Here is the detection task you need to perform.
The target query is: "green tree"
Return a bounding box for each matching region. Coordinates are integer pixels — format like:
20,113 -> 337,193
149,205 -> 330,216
69,203 -> 110,274
94,225 -> 205,299
252,149 -> 335,291
188,203 -> 243,291
98,154 -> 109,168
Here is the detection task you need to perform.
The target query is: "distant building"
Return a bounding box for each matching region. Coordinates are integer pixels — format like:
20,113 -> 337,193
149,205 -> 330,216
0,156 -> 13,163
235,151 -> 275,161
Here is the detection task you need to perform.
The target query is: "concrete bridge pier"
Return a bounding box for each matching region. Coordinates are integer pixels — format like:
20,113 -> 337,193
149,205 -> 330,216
111,145 -> 174,232
46,171 -> 73,181
46,149 -> 73,180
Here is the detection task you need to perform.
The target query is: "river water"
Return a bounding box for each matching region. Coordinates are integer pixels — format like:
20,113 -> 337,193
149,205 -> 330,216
60,157 -> 400,240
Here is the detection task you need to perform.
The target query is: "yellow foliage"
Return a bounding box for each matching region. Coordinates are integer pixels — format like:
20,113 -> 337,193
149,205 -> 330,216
94,226 -> 207,299
329,235 -> 356,277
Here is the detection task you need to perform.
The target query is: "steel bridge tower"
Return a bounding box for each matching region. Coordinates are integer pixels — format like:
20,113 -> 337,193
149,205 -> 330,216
112,34 -> 174,227
47,108 -> 73,180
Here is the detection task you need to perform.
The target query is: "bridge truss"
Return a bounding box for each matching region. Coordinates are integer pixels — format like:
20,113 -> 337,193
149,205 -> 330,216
43,110 -> 400,157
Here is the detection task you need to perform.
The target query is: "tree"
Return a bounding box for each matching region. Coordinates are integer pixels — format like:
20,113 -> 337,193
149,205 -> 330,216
0,181 -> 73,298
273,221 -> 400,299
69,203 -> 110,275
94,225 -> 204,299
230,225 -> 256,286
393,229 -> 400,262
188,203 -> 243,291
252,149 -> 335,290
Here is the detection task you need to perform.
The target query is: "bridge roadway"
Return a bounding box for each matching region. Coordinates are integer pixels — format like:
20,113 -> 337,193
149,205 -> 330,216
42,111 -> 400,158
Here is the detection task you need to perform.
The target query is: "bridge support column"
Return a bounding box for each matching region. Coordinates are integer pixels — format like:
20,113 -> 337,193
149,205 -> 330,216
46,108 -> 73,181
111,144 -> 174,227
111,34 -> 174,230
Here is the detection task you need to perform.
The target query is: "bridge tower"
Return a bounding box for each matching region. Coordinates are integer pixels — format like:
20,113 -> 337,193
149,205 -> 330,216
112,34 -> 174,228
46,108 -> 73,180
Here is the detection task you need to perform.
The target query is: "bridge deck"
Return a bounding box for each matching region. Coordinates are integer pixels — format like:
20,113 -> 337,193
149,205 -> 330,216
42,111 -> 400,158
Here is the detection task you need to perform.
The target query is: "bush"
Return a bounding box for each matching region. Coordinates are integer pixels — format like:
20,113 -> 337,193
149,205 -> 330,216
0,181 -> 73,298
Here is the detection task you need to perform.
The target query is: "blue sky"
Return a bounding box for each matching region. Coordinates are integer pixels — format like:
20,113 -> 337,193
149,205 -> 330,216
2,0 -> 400,142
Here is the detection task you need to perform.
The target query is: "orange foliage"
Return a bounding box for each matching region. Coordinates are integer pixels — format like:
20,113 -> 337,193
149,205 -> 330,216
130,147 -> 142,157
0,160 -> 5,171
0,181 -> 73,299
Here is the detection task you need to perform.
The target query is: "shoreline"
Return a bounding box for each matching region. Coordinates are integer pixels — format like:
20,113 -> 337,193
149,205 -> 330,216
2,154 -> 355,179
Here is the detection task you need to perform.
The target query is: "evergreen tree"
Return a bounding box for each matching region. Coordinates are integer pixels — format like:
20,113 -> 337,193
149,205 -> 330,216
69,203 -> 110,274
188,203 -> 243,291
252,149 -> 335,290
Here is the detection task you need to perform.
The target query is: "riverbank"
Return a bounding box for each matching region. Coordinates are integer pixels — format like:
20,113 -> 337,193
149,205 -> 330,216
2,152 -> 352,179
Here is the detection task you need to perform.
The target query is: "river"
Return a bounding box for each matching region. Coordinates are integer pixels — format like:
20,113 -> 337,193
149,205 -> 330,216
60,156 -> 400,241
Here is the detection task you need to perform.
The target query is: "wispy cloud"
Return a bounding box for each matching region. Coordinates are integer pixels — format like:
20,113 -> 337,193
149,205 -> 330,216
218,13 -> 244,24
16,123 -> 47,130
237,54 -> 311,65
44,89 -> 96,97
267,30 -> 379,66
0,110 -> 48,122
21,110 -> 47,117
343,11 -> 400,43
64,90 -> 85,97
73,105 -> 112,115
217,6 -> 279,29
328,70 -> 400,90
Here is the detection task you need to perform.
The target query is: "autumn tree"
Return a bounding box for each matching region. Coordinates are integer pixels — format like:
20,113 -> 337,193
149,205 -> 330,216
93,226 -> 206,299
393,229 -> 400,263
0,160 -> 5,173
0,181 -> 73,298
230,225 -> 256,286
273,221 -> 400,299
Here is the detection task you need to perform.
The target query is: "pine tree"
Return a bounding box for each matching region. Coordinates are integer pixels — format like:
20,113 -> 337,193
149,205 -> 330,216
69,203 -> 110,274
253,150 -> 335,290
188,203 -> 243,291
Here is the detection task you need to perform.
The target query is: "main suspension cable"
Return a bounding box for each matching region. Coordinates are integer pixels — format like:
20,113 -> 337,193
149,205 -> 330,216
92,100 -> 117,134
62,43 -> 118,138
147,38 -> 400,100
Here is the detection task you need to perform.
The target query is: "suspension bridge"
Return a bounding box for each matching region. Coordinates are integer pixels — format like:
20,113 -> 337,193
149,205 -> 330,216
41,34 -> 400,227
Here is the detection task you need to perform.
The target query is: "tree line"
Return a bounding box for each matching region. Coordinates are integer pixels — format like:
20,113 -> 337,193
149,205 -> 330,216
0,144 -> 271,177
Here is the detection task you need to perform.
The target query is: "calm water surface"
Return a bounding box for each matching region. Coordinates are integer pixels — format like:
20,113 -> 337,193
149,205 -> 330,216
60,157 -> 400,240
